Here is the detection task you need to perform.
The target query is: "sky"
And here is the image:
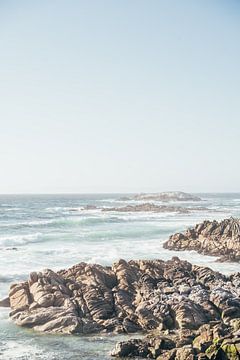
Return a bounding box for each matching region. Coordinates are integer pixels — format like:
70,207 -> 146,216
0,0 -> 240,193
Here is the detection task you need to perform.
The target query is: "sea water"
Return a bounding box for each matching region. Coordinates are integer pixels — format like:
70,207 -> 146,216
0,193 -> 240,359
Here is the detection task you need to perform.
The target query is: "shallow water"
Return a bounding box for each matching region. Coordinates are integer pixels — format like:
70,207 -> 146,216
0,193 -> 240,359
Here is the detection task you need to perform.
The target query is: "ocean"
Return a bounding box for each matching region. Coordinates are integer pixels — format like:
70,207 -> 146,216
0,193 -> 240,359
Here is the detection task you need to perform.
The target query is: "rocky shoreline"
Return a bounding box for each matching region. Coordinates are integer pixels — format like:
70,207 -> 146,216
164,217 -> 240,263
111,321 -> 240,359
3,256 -> 240,359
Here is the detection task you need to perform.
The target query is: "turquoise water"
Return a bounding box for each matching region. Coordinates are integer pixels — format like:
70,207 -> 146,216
0,193 -> 240,359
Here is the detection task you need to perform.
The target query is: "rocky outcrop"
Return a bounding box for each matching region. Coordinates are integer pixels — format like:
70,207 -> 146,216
164,217 -> 240,263
111,322 -> 240,359
120,192 -> 201,202
103,203 -> 190,213
7,258 -> 240,342
103,203 -> 208,213
6,257 -> 240,358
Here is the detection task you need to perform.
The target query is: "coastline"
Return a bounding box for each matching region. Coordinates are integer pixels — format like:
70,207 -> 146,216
1,193 -> 240,359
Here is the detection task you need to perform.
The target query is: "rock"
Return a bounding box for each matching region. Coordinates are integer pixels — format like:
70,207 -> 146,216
230,318 -> 240,332
157,349 -> 177,359
9,281 -> 31,310
205,336 -> 240,359
10,306 -> 82,334
111,336 -> 175,358
103,203 -> 191,213
0,297 -> 10,307
119,196 -> 131,201
175,346 -> 196,360
221,337 -> 240,359
84,205 -> 98,210
164,217 -> 240,263
193,323 -> 228,352
110,339 -> 149,357
125,191 -> 202,202
111,325 -> 240,359
7,257 -> 240,357
102,203 -> 209,214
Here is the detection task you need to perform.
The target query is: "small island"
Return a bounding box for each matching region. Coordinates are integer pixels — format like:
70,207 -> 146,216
120,191 -> 202,202
102,203 -> 200,213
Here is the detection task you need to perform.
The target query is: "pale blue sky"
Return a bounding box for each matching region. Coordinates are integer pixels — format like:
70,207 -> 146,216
0,0 -> 240,193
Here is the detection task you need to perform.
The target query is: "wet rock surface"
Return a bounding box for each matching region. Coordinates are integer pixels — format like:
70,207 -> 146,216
164,217 -> 240,263
5,257 -> 240,358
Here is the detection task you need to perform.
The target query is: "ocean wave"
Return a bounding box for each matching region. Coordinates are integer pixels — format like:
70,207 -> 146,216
0,209 -> 232,234
0,207 -> 22,212
0,218 -> 74,229
0,204 -> 19,208
0,272 -> 28,283
0,274 -> 15,283
45,206 -> 86,212
96,198 -> 117,203
0,219 -> 54,229
0,213 -> 205,231
0,214 -> 143,229
0,232 -> 42,246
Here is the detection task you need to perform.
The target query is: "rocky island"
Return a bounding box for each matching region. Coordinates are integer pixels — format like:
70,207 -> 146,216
102,203 -> 194,213
164,217 -> 240,263
120,191 -> 202,202
3,257 -> 240,359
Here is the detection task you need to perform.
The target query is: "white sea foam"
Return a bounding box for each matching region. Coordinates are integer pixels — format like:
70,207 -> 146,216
45,206 -> 86,212
0,308 -> 8,320
0,210 -> 224,230
0,207 -> 22,212
0,219 -> 54,228
0,217 -> 86,228
0,341 -> 50,360
0,232 -> 42,246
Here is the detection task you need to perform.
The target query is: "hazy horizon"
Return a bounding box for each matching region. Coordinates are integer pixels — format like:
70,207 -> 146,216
1,191 -> 240,196
1,1 -> 240,193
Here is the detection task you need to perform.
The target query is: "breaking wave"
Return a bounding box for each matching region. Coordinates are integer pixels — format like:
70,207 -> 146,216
0,232 -> 43,246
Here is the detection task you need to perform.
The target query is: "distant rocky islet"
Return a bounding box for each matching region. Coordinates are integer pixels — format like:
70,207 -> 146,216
119,191 -> 202,202
85,192 -> 211,214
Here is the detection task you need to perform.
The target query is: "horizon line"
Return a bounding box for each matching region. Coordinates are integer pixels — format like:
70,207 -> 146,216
0,191 -> 240,196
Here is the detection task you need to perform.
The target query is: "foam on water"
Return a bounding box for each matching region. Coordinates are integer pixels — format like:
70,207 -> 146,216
0,232 -> 42,246
0,307 -> 141,360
